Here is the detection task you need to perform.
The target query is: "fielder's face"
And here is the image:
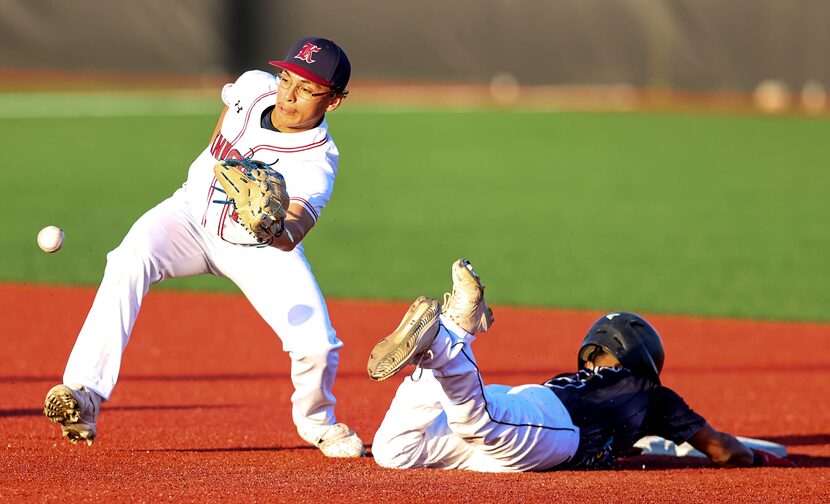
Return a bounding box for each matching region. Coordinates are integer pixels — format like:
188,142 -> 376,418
273,70 -> 345,133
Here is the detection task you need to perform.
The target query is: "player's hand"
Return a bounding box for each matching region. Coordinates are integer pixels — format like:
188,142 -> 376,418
751,448 -> 795,467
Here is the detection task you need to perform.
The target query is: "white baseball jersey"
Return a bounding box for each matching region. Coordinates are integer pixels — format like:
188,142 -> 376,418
184,70 -> 338,246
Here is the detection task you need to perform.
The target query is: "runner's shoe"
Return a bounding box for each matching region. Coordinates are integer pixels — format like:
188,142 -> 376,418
442,259 -> 494,334
367,296 -> 441,381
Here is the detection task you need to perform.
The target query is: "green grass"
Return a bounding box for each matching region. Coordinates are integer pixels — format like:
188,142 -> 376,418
2,93 -> 828,322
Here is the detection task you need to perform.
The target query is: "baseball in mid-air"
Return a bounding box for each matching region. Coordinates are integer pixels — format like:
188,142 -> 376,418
37,225 -> 64,253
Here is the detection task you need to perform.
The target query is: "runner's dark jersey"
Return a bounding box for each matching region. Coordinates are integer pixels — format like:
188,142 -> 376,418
543,366 -> 705,469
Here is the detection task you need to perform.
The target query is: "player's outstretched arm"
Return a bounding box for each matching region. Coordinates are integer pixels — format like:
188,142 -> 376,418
689,423 -> 795,467
269,202 -> 315,251
688,423 -> 755,467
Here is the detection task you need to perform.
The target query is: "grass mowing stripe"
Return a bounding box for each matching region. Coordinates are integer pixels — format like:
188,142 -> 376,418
1,93 -> 827,322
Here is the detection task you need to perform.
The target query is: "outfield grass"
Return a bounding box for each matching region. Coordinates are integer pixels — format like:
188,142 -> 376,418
1,93 -> 828,321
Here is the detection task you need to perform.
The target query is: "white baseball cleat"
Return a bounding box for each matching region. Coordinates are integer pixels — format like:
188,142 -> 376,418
367,296 -> 441,381
442,259 -> 494,335
311,423 -> 366,458
44,384 -> 102,446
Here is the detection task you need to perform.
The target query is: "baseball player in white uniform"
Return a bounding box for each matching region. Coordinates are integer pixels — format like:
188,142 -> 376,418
44,37 -> 365,458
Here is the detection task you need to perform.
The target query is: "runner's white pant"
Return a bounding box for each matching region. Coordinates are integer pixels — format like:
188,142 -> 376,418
63,189 -> 343,440
372,318 -> 579,472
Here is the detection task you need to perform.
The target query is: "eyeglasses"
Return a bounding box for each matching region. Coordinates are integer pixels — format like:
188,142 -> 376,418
276,73 -> 334,101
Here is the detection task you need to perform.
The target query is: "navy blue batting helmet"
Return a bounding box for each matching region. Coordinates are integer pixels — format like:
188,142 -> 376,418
578,312 -> 665,384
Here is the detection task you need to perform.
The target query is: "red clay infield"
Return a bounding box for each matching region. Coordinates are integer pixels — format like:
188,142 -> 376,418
1,283 -> 828,502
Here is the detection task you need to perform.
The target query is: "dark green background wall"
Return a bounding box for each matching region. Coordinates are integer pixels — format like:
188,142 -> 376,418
1,1 -> 827,91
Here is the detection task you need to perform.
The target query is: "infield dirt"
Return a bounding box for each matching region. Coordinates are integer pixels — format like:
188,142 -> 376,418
1,284 -> 828,502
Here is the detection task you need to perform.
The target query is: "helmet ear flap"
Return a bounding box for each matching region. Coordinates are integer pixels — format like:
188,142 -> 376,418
627,319 -> 665,378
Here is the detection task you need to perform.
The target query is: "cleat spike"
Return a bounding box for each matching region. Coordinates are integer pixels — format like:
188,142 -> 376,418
43,384 -> 101,446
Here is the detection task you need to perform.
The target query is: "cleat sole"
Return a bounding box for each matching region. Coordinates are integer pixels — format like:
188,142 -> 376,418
43,385 -> 98,445
368,296 -> 440,381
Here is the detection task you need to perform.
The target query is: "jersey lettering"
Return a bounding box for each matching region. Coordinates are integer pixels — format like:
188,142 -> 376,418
211,133 -> 230,159
210,133 -> 243,161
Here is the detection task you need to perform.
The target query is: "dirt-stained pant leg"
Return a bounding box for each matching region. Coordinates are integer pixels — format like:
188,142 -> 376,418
215,241 -> 343,440
63,192 -> 217,399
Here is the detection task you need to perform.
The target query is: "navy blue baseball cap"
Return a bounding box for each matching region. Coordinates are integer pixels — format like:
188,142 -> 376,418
269,37 -> 351,93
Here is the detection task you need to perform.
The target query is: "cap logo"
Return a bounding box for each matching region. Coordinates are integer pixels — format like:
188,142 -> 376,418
605,313 -> 621,320
294,43 -> 321,64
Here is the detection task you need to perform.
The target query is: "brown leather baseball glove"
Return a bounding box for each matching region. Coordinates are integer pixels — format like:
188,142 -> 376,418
213,158 -> 289,245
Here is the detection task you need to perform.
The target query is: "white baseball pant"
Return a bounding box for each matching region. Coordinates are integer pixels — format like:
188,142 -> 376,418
62,188 -> 343,439
372,318 -> 580,472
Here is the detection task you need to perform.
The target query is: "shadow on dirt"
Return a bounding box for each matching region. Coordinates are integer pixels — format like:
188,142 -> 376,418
0,404 -> 237,418
787,454 -> 830,468
137,445 -> 317,453
613,452 -> 830,470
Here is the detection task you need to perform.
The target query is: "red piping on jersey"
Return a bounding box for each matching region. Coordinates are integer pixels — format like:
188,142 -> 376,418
226,88 -> 330,155
202,84 -> 330,231
291,196 -> 319,222
209,89 -> 276,160
229,90 -> 276,145
210,133 -> 222,153
211,122 -> 329,160
250,135 -> 329,155
214,86 -> 330,159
